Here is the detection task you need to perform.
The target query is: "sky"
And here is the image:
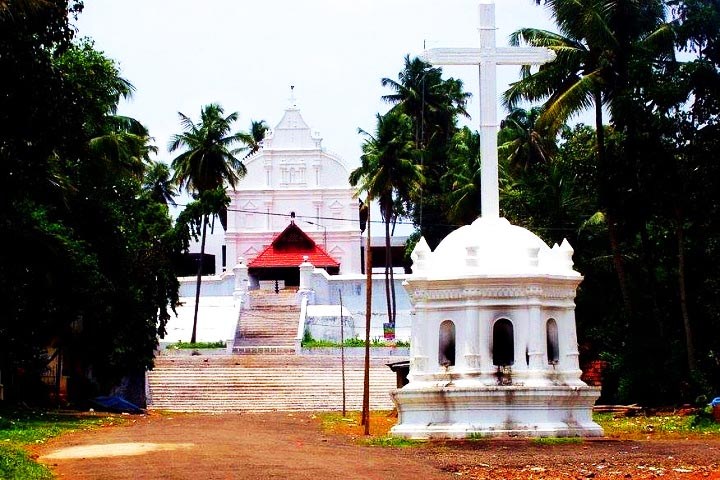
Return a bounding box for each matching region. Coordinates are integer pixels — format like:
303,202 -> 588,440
75,0 -> 561,168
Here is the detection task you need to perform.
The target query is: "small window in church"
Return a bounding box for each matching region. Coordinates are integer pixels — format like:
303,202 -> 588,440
493,318 -> 514,367
438,320 -> 456,367
546,318 -> 559,365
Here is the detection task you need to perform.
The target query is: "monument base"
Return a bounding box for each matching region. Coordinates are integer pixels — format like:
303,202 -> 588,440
390,384 -> 603,439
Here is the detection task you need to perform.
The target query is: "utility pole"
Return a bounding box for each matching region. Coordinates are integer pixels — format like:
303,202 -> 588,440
361,204 -> 372,434
340,289 -> 346,417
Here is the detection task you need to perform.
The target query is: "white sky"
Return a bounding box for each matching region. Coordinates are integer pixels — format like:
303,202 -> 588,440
75,0 -> 562,168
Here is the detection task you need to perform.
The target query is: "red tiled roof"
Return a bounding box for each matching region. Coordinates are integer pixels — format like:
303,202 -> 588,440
248,223 -> 340,268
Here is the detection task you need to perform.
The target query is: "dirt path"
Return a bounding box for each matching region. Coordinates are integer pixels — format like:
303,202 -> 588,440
34,412 -> 720,480
35,413 -> 447,480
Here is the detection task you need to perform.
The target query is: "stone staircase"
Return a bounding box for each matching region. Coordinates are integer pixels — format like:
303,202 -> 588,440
147,288 -> 406,412
232,290 -> 299,354
146,354 -> 400,412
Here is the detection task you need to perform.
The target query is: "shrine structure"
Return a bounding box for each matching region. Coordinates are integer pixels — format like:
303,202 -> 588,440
390,1 -> 603,438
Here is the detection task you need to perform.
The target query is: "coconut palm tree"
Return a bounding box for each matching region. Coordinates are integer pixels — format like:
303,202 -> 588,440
381,55 -> 471,146
237,119 -> 269,158
350,111 -> 422,327
498,107 -> 556,172
169,103 -> 247,344
503,0 -> 672,319
381,55 -> 472,248
443,127 -> 482,225
143,161 -> 176,207
89,116 -> 155,180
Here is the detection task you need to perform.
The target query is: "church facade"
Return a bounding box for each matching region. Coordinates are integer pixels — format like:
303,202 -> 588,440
224,100 -> 362,283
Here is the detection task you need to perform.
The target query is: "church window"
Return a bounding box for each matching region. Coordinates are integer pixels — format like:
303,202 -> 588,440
546,318 -> 559,365
438,320 -> 456,367
493,318 -> 514,367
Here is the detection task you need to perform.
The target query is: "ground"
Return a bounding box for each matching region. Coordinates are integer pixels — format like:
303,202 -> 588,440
33,412 -> 720,480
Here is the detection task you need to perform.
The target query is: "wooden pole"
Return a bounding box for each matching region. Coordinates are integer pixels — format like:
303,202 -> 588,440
340,289 -> 346,417
362,206 -> 372,434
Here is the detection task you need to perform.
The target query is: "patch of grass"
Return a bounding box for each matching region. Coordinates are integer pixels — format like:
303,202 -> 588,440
594,410 -> 720,439
0,445 -> 53,480
302,338 -> 338,348
301,332 -> 410,349
0,408 -> 125,479
167,340 -> 226,350
360,436 -> 421,447
531,437 -> 584,445
315,411 -> 398,438
343,337 -> 366,347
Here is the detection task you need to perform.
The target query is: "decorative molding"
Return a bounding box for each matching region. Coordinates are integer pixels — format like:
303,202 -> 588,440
409,285 -> 577,303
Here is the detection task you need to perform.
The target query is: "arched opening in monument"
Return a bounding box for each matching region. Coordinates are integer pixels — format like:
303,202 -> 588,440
492,318 -> 514,366
546,318 -> 559,365
438,320 -> 456,367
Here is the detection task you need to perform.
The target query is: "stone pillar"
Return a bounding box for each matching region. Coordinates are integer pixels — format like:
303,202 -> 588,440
513,311 -> 530,373
298,256 -> 314,292
462,308 -> 481,373
233,257 -> 250,309
560,311 -> 584,384
478,311 -> 494,383
409,308 -> 429,381
527,302 -> 545,371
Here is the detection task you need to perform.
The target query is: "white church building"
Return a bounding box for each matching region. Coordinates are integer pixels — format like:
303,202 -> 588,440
225,98 -> 363,282
176,96 -> 412,343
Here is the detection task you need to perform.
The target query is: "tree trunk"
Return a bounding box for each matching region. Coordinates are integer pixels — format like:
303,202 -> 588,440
675,208 -> 695,372
362,206 -> 372,434
191,214 -> 208,344
639,223 -> 664,339
387,216 -> 397,326
595,89 -> 633,320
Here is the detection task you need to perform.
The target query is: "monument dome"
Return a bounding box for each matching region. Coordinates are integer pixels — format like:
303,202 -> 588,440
413,217 -> 579,278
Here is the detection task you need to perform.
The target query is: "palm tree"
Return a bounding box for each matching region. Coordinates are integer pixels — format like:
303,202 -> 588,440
503,0 -> 671,319
350,111 -> 422,327
89,116 -> 155,180
443,127 -> 482,225
381,55 -> 471,146
381,56 -> 471,248
143,161 -> 177,206
237,119 -> 269,158
169,103 -> 247,344
498,107 -> 556,172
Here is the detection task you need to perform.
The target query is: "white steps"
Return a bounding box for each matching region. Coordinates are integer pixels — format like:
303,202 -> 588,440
233,291 -> 299,353
147,354 -> 400,412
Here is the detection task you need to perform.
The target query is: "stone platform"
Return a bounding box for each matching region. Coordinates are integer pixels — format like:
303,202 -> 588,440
391,383 -> 602,439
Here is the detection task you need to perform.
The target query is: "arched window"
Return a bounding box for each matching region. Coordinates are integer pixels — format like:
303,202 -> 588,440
493,318 -> 514,366
438,320 -> 456,367
546,318 -> 559,365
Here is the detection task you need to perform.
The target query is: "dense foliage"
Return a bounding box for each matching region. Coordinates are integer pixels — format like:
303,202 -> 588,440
0,1 -> 181,401
366,0 -> 720,404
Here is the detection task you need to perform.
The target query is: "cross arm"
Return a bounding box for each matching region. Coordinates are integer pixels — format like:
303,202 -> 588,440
423,47 -> 556,66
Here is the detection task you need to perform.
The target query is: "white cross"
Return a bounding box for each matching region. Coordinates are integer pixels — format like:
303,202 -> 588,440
423,2 -> 556,219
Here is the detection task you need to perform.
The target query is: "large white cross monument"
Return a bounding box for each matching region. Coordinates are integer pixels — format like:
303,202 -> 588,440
391,1 -> 603,439
423,1 -> 555,218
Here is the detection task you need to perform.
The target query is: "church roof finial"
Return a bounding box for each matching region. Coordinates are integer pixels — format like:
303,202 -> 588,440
288,85 -> 297,109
